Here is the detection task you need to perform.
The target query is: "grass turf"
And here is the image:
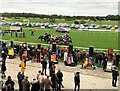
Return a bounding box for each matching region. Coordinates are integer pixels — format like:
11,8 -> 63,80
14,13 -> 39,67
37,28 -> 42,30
1,26 -> 118,50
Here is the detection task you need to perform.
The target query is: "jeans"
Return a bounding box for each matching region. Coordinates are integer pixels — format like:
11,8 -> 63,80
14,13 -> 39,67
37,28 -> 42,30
74,83 -> 80,91
112,78 -> 117,86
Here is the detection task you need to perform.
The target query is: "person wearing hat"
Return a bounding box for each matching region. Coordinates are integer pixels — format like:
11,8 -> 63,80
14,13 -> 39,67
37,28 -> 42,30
31,79 -> 40,91
21,76 -> 30,91
41,57 -> 47,75
112,67 -> 119,87
74,72 -> 80,91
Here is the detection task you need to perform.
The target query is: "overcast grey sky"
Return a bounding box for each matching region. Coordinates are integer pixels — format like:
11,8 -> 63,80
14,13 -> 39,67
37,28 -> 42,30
0,0 -> 119,16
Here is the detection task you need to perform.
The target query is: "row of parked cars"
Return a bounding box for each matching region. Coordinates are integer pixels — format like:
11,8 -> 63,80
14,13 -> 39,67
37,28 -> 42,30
1,21 -> 119,32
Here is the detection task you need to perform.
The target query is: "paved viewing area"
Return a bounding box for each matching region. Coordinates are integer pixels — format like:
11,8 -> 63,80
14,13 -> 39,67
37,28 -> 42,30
0,57 -> 119,91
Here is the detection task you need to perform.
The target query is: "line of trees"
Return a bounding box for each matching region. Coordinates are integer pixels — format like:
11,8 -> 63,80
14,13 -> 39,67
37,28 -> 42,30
0,12 -> 119,21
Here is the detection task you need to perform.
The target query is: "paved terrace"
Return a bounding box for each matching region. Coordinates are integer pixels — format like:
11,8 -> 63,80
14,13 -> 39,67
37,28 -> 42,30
0,57 -> 119,91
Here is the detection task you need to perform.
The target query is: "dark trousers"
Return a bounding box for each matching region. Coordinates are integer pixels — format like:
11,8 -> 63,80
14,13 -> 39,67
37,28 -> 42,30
1,71 -> 6,79
74,83 -> 80,91
37,56 -> 40,63
45,89 -> 50,91
112,78 -> 117,86
58,82 -> 61,91
52,87 -> 57,91
20,54 -> 22,60
18,81 -> 23,91
42,67 -> 47,75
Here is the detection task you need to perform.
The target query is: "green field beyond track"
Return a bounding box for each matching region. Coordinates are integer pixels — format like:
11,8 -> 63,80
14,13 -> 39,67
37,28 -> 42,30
1,27 -> 119,50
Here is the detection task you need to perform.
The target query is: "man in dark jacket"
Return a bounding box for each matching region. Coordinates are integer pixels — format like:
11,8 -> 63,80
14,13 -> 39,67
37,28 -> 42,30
112,67 -> 119,87
41,58 -> 47,75
2,51 -> 7,65
1,62 -> 6,78
98,52 -> 103,67
56,69 -> 64,91
17,72 -> 24,91
103,55 -> 108,71
5,76 -> 15,91
74,72 -> 80,91
51,74 -> 58,91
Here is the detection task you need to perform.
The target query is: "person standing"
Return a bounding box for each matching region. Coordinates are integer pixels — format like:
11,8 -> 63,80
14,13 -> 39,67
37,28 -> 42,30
10,31 -> 12,37
21,76 -> 30,91
64,50 -> 68,65
103,54 -> 108,71
51,64 -> 56,77
41,57 -> 47,75
115,53 -> 120,66
44,75 -> 52,91
56,69 -> 64,91
19,46 -> 24,60
51,74 -> 58,91
74,72 -> 80,91
15,31 -> 18,37
31,79 -> 40,91
5,76 -> 15,91
30,49 -> 36,63
38,72 -> 45,91
36,49 -> 40,63
31,28 -> 36,35
23,32 -> 25,38
20,27 -> 23,32
22,51 -> 28,67
2,51 -> 7,65
98,52 -> 103,67
20,60 -> 25,74
1,62 -> 6,78
37,70 -> 41,80
17,72 -> 24,91
112,67 -> 119,87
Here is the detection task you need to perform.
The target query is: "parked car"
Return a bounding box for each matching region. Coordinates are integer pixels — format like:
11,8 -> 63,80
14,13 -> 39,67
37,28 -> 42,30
56,26 -> 70,33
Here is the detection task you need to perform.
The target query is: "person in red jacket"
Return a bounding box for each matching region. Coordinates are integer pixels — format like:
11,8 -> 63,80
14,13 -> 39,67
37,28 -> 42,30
51,64 -> 56,77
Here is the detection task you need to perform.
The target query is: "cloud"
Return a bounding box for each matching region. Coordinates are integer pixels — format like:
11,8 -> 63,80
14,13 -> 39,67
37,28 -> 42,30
0,0 -> 119,16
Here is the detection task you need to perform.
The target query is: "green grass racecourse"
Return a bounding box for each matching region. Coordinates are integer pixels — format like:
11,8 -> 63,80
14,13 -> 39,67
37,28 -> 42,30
1,17 -> 119,50
1,26 -> 119,50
